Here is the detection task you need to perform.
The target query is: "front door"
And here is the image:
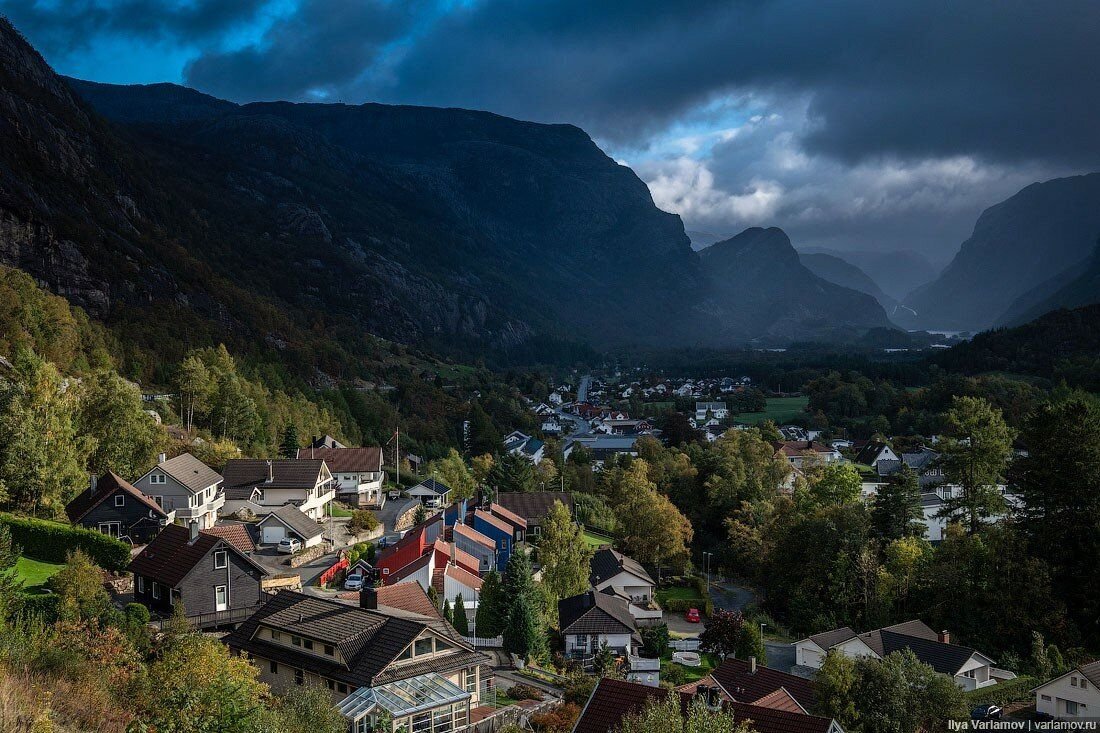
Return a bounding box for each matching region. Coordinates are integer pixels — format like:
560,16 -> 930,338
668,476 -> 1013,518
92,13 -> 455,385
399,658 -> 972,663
215,585 -> 228,612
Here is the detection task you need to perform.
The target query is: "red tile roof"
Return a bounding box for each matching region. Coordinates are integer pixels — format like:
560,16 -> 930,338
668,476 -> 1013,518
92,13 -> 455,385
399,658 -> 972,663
374,581 -> 440,618
750,688 -> 806,713
201,524 -> 256,554
710,657 -> 817,711
489,502 -> 527,530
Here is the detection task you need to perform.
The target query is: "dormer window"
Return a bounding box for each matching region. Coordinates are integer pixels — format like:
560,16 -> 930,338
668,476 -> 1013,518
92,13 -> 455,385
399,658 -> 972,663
214,550 -> 228,569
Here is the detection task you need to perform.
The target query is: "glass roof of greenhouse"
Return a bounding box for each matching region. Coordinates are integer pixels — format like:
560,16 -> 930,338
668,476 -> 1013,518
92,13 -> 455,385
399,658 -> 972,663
336,672 -> 470,720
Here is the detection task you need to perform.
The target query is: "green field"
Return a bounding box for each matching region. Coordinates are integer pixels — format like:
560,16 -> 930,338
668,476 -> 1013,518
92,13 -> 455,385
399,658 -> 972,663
661,652 -> 720,684
15,556 -> 64,594
734,396 -> 809,425
582,529 -> 615,548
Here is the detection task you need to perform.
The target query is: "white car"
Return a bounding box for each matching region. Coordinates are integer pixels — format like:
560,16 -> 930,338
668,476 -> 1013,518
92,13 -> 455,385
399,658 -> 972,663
388,489 -> 402,499
344,573 -> 364,591
277,537 -> 302,554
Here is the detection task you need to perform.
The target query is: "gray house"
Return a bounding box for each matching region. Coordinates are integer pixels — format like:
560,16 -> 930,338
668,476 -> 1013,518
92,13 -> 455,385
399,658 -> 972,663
65,472 -> 169,544
133,453 -> 224,530
128,522 -> 269,628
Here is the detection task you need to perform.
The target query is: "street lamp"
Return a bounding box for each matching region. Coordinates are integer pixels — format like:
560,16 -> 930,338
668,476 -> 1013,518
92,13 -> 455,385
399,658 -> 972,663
703,551 -> 714,589
760,622 -> 767,641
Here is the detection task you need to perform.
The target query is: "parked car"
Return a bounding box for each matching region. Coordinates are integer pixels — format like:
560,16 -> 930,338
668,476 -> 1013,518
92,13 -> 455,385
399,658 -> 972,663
971,705 -> 1002,721
277,537 -> 302,555
388,489 -> 402,499
344,572 -> 364,591
685,608 -> 701,623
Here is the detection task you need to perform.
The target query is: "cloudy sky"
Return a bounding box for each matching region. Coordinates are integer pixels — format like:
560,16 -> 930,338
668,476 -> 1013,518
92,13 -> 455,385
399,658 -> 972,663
7,0 -> 1098,263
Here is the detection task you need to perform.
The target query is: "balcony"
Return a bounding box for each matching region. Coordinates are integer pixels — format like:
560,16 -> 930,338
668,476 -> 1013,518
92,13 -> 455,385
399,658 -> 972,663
171,493 -> 225,520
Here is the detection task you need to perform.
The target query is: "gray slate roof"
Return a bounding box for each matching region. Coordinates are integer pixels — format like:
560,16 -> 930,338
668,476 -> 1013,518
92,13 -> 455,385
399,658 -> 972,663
258,504 -> 324,540
590,548 -> 655,588
222,459 -> 327,499
558,590 -> 636,636
223,591 -> 488,688
155,453 -> 222,494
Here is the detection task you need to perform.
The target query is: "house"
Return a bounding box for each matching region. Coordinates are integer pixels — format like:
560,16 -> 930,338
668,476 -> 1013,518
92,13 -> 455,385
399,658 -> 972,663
564,435 -> 640,466
590,548 -> 655,603
559,590 -> 657,684
221,459 -> 335,520
133,452 -> 224,530
695,402 -> 729,421
487,502 -> 527,545
471,509 -> 514,572
255,504 -> 326,548
308,434 -> 347,449
377,521 -> 441,579
296,446 -> 385,508
696,656 -> 819,713
854,441 -> 899,470
772,440 -> 842,470
223,590 -> 491,733
201,523 -> 257,554
1033,661 -> 1100,719
449,522 -> 497,573
128,522 -> 269,628
495,491 -> 573,538
593,418 -> 652,436
384,540 -> 483,612
794,620 -> 1006,690
572,677 -> 844,733
406,478 -> 452,507
503,431 -> 545,464
65,472 -> 169,544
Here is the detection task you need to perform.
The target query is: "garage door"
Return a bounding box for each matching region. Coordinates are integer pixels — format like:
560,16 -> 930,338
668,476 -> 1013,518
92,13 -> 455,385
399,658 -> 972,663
262,525 -> 286,544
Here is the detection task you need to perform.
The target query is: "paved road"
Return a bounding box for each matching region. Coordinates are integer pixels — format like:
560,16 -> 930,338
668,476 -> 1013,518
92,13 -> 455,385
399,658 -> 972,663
376,497 -> 418,533
709,582 -> 756,612
765,642 -> 797,674
576,374 -> 592,404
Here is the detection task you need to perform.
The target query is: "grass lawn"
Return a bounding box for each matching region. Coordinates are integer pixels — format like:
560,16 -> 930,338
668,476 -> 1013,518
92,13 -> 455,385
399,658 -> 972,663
734,396 -> 810,425
655,586 -> 705,606
582,529 -> 614,548
329,504 -> 355,518
661,652 -> 720,684
15,557 -> 64,594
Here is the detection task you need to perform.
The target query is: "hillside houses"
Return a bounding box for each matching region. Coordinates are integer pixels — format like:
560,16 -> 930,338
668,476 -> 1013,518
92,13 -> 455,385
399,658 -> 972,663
133,452 -> 224,530
65,472 -> 170,544
295,446 -> 385,508
221,459 -> 335,520
502,430 -> 545,464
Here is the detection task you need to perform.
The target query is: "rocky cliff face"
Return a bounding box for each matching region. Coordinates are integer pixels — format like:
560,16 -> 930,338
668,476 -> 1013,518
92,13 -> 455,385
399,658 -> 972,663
904,173 -> 1100,330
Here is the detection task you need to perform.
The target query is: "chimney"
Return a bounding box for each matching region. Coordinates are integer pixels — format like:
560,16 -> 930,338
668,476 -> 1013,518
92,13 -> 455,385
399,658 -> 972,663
158,452 -> 167,464
267,460 -> 274,483
939,630 -> 951,644
360,587 -> 378,610
188,521 -> 199,542
695,685 -> 710,704
750,656 -> 757,674
707,686 -> 721,709
89,474 -> 99,494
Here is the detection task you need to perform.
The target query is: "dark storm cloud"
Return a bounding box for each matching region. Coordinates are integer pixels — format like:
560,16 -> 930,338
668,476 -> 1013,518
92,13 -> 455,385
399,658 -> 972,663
180,0 -> 1099,167
2,0 -> 270,55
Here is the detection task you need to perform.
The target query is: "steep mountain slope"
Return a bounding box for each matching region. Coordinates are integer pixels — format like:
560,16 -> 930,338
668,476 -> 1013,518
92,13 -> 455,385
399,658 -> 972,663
998,244 -> 1100,326
700,228 -> 892,341
799,247 -> 940,301
799,252 -> 897,311
904,173 -> 1100,330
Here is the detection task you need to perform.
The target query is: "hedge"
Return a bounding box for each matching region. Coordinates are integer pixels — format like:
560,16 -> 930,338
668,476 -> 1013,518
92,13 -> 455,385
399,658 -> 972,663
965,675 -> 1037,706
20,594 -> 60,624
0,513 -> 132,571
662,597 -> 715,616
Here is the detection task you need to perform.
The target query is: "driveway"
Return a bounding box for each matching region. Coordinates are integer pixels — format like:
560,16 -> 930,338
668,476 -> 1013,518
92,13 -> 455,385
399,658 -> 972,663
709,582 -> 756,613
376,497 -> 418,533
765,642 -> 797,674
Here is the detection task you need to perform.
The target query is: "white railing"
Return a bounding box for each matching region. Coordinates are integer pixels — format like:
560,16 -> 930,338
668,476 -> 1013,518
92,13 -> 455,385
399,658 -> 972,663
670,638 -> 701,652
627,655 -> 661,672
462,635 -> 504,648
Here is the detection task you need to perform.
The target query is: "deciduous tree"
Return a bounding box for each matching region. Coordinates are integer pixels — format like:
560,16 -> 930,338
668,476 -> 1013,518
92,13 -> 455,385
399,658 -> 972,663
79,369 -> 164,479
538,500 -> 594,605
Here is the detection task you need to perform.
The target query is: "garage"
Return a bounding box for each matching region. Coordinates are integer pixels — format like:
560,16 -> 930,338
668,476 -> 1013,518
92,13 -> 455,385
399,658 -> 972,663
261,525 -> 286,544
256,504 -> 326,549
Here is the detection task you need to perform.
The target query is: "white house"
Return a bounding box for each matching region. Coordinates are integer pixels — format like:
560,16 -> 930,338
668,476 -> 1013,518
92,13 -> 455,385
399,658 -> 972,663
133,452 -> 224,530
795,620 -> 1006,691
590,548 -> 655,602
695,402 -> 729,422
296,446 -> 385,508
221,459 -> 335,519
255,504 -> 326,548
854,441 -> 899,470
559,590 -> 636,661
1034,662 -> 1100,719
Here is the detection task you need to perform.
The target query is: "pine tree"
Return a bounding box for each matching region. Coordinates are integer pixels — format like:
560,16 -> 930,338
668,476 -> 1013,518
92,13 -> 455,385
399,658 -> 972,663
281,424 -> 300,458
871,464 -> 924,541
937,396 -> 1016,534
427,584 -> 440,610
475,570 -> 507,637
442,598 -> 453,624
488,452 -> 536,493
502,552 -> 545,660
453,594 -> 470,636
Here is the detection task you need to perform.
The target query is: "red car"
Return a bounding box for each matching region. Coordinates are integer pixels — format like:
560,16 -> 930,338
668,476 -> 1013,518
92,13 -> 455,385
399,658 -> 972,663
685,608 -> 701,623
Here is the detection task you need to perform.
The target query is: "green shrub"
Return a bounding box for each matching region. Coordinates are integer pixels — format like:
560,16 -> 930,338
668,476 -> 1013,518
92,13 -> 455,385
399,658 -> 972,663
20,594 -> 60,623
0,513 -> 131,570
965,676 -> 1037,706
508,683 -> 544,701
662,598 -> 714,615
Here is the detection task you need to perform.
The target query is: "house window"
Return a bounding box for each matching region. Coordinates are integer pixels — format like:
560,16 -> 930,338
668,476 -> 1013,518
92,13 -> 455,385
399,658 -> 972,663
324,644 -> 335,656
270,661 -> 278,674
215,586 -> 227,609
292,636 -> 302,647
98,522 -> 121,538
326,679 -> 335,691
1041,695 -> 1052,701
152,582 -> 161,600
271,631 -> 281,641
303,639 -> 314,651
150,474 -> 165,485
294,669 -> 304,686
1072,677 -> 1078,687
114,494 -> 125,507
415,638 -> 434,656
152,496 -> 163,507
465,668 -> 477,693
1066,701 -> 1080,716
137,576 -> 145,593
214,550 -> 228,569
337,683 -> 348,694
1083,680 -> 1089,690
382,568 -> 390,575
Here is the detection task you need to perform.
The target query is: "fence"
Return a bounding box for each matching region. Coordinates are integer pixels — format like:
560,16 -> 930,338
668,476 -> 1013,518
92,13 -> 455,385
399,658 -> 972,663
468,700 -> 559,733
462,635 -> 504,648
670,638 -> 701,651
319,557 -> 349,587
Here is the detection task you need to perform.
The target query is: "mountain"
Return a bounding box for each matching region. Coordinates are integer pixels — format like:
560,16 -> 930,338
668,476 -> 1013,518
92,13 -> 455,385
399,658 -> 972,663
0,18 -> 893,380
997,243 -> 1100,326
798,252 -> 897,312
798,247 -> 940,301
699,227 -> 892,341
903,173 -> 1100,331
686,229 -> 731,251
933,303 -> 1100,390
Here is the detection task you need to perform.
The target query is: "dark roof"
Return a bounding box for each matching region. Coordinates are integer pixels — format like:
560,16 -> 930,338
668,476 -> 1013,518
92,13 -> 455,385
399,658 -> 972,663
496,491 -> 573,522
808,619 -> 982,676
558,590 -> 635,636
223,591 -> 488,687
1080,661 -> 1100,688
257,504 -> 324,540
296,446 -> 382,472
202,524 -> 256,554
128,524 -> 267,587
590,548 -> 655,588
308,435 -> 346,449
854,441 -> 891,465
710,657 -> 817,711
574,679 -> 837,733
222,459 -> 328,499
65,471 -> 167,524
807,626 -> 857,649
410,478 -> 452,496
152,453 -> 222,494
